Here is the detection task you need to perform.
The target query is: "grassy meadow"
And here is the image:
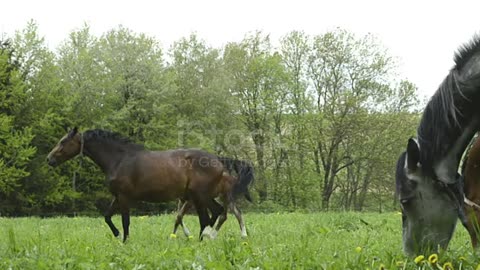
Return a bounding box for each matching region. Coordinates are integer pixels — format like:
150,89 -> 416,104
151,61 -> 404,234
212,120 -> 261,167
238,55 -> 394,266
0,212 -> 478,269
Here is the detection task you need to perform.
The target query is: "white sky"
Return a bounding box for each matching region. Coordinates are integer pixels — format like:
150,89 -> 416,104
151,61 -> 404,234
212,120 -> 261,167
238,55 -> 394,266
2,0 -> 480,98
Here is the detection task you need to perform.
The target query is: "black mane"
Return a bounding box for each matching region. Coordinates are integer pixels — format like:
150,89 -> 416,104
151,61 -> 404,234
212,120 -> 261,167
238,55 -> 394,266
454,35 -> 480,71
416,36 -> 480,172
84,129 -> 144,151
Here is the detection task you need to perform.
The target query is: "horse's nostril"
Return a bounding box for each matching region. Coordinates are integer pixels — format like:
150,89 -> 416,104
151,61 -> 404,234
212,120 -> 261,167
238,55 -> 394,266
47,157 -> 56,166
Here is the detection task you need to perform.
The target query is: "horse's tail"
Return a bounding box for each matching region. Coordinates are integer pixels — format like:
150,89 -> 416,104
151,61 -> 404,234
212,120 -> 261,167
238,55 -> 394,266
218,156 -> 254,202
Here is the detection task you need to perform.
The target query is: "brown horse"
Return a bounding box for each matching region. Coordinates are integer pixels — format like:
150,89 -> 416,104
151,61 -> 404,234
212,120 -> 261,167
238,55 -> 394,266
46,127 -> 235,241
173,158 -> 254,238
461,134 -> 480,248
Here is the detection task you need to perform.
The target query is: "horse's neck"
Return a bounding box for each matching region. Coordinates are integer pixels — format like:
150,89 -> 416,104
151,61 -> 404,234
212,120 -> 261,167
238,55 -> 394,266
83,140 -> 127,175
434,117 -> 480,183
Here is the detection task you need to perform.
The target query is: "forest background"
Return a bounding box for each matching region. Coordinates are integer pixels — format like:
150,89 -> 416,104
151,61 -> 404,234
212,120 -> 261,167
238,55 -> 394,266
0,21 -> 421,216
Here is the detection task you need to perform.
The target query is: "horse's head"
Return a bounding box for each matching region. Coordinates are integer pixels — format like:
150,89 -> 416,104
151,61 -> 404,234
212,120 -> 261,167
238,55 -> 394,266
47,127 -> 83,167
396,138 -> 462,256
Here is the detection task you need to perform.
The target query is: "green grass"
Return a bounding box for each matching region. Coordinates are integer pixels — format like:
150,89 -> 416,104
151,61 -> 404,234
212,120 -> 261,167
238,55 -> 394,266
0,212 -> 478,269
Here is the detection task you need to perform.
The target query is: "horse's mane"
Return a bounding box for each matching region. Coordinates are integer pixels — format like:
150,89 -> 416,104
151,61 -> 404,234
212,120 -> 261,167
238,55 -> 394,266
454,35 -> 480,71
84,129 -> 145,151
416,36 -> 480,171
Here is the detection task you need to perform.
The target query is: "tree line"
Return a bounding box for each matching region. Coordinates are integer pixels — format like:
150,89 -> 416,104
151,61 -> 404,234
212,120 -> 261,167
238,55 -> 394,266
0,21 -> 420,216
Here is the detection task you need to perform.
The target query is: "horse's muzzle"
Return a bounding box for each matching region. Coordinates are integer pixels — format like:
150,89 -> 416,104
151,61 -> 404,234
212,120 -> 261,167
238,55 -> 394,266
47,157 -> 57,167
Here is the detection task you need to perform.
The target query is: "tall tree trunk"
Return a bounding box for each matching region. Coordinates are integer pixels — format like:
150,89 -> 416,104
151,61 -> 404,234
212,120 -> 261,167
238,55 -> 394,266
253,133 -> 267,201
355,167 -> 372,211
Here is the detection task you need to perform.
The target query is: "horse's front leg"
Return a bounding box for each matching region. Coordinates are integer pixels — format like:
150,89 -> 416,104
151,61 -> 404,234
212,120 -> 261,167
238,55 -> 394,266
104,197 -> 120,237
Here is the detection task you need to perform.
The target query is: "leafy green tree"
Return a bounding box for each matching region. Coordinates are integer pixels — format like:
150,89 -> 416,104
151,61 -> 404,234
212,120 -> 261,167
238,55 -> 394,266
11,22 -> 84,214
94,26 -> 165,145
307,29 -> 394,209
275,31 -> 316,208
223,32 -> 289,202
0,40 -> 36,215
167,33 -> 236,152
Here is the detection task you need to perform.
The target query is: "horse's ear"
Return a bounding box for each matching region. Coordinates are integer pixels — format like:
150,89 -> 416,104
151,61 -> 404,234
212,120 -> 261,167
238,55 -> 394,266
61,123 -> 69,132
68,127 -> 78,138
406,138 -> 420,171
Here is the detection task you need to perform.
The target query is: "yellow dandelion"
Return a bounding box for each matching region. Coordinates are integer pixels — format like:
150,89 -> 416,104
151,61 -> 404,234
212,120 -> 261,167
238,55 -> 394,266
414,255 -> 425,264
355,246 -> 362,253
188,235 -> 194,240
443,262 -> 453,270
395,261 -> 405,267
476,263 -> 480,270
378,264 -> 386,270
241,241 -> 248,246
428,254 -> 438,265
169,233 -> 177,239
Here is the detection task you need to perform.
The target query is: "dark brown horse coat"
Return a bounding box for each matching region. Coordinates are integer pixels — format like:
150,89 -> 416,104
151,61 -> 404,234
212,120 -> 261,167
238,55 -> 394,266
462,134 -> 480,247
47,127 -> 236,241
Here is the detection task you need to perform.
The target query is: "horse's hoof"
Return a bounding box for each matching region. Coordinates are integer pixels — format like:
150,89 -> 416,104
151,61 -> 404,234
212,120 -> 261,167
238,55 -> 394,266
201,226 -> 216,239
209,230 -> 218,239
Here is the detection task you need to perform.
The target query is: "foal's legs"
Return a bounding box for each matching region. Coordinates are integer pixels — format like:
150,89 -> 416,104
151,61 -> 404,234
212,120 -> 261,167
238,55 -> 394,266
207,199 -> 224,226
173,199 -> 192,237
104,197 -> 120,237
173,198 -> 223,237
231,203 -> 248,238
210,195 -> 228,237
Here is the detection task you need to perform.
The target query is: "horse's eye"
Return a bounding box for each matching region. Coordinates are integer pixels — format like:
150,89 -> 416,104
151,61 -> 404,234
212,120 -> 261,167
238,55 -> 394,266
400,195 -> 415,206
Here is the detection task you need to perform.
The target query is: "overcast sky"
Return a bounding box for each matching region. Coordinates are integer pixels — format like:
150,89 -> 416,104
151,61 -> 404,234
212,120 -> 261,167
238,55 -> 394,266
2,0 -> 480,98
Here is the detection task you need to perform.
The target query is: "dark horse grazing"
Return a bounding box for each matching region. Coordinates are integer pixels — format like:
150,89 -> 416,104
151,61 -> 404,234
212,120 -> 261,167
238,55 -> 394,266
172,158 -> 254,238
460,133 -> 480,248
47,127 -> 237,241
395,36 -> 480,255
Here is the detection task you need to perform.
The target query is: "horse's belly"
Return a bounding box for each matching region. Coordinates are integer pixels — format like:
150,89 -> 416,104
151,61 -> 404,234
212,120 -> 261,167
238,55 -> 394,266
133,188 -> 182,203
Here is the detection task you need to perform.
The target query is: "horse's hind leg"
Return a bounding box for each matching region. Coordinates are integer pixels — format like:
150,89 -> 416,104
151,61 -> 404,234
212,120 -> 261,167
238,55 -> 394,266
118,194 -> 130,242
191,193 -> 212,240
466,208 -> 480,248
231,203 -> 247,238
173,199 -> 191,237
104,197 -> 120,237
